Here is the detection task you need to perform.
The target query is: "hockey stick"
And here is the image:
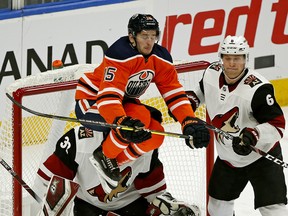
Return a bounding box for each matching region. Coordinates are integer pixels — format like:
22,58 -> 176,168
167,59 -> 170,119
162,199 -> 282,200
0,156 -> 42,203
7,93 -> 288,167
6,93 -> 192,140
195,118 -> 288,168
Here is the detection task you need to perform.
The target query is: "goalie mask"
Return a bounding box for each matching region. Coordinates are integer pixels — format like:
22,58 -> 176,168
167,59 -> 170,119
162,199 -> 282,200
219,35 -> 249,66
128,13 -> 160,37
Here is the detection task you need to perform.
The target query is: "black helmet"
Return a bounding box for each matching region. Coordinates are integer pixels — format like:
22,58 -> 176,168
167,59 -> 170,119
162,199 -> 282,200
128,14 -> 160,36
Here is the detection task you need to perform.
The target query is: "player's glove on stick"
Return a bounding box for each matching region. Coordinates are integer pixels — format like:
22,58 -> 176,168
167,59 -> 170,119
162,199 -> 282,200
182,117 -> 210,149
113,116 -> 152,143
232,127 -> 259,156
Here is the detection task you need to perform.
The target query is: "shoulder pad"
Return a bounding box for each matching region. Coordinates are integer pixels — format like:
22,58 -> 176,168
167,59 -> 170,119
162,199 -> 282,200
55,128 -> 76,159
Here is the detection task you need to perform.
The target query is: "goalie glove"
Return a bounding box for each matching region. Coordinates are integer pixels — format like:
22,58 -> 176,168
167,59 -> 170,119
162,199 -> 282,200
182,117 -> 210,149
147,192 -> 201,216
113,116 -> 152,143
232,127 -> 259,156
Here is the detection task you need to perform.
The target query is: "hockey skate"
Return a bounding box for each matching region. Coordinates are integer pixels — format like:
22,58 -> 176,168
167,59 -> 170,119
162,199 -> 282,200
148,192 -> 201,216
89,146 -> 122,187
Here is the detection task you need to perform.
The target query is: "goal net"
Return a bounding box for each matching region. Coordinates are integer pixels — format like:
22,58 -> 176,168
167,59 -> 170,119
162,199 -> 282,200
0,61 -> 213,216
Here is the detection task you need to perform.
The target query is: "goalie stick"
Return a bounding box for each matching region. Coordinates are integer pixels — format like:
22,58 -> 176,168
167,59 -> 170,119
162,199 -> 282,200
6,93 -> 193,140
0,156 -> 42,203
0,159 -> 80,215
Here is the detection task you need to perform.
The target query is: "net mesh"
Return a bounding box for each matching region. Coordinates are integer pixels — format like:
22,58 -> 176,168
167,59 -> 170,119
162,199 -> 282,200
0,61 -> 210,216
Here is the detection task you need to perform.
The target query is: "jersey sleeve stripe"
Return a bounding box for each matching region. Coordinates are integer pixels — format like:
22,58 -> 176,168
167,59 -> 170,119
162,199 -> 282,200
97,100 -> 122,108
162,87 -> 185,99
98,87 -> 124,96
165,93 -> 187,106
76,86 -> 97,97
81,75 -> 99,92
85,108 -> 100,115
170,100 -> 191,112
97,93 -> 121,101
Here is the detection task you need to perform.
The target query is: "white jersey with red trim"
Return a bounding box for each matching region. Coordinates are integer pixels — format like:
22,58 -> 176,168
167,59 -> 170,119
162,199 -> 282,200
195,62 -> 285,167
37,126 -> 166,211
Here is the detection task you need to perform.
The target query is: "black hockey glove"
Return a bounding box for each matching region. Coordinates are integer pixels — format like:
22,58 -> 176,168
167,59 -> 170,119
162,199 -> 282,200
232,127 -> 259,156
182,117 -> 210,149
113,116 -> 151,143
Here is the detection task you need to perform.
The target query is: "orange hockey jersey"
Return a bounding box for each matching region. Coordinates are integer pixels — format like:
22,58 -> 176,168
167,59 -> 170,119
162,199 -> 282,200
75,36 -> 195,124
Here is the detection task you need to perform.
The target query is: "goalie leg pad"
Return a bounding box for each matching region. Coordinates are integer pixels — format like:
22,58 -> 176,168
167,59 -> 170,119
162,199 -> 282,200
39,175 -> 80,216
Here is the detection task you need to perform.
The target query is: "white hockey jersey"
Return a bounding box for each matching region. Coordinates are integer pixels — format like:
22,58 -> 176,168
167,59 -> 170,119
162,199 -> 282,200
37,126 -> 166,211
195,62 -> 286,167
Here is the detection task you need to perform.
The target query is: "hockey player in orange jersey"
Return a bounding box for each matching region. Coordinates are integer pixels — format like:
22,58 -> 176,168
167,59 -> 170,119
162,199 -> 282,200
75,13 -> 210,188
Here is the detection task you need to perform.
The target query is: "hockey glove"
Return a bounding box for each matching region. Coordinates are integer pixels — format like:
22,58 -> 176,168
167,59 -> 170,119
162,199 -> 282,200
182,117 -> 210,149
113,116 -> 151,143
232,127 -> 259,156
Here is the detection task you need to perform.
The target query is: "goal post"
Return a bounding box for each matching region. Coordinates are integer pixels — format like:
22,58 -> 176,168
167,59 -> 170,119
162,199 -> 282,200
0,61 -> 214,216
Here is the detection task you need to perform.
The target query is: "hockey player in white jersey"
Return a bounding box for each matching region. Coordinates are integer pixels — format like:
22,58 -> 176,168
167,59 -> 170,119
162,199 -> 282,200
186,35 -> 288,216
36,125 -> 201,216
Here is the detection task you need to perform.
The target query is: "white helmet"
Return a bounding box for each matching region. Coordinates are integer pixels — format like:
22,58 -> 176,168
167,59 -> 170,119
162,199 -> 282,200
219,35 -> 249,64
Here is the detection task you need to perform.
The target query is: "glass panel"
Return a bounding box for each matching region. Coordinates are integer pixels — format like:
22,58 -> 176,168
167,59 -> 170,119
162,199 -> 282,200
0,0 -> 12,9
24,0 -> 77,6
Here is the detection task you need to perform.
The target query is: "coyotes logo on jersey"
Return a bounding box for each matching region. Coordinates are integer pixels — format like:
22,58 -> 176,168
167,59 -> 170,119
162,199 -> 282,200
87,167 -> 132,203
212,107 -> 240,145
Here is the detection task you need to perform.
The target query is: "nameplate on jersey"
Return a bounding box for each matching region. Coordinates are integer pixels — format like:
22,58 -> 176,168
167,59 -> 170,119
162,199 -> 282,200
244,75 -> 262,88
78,127 -> 94,139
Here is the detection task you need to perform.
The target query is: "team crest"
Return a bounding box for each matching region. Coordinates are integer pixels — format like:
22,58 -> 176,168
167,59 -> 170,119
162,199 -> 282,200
87,167 -> 132,203
126,70 -> 154,98
78,126 -> 94,139
244,74 -> 262,87
212,107 -> 240,144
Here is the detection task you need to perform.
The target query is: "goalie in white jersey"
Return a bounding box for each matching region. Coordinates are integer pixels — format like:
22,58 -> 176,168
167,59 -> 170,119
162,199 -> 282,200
186,35 -> 288,216
35,125 -> 201,216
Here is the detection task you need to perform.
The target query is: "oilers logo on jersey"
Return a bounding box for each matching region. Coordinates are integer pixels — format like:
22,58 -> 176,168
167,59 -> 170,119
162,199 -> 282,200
125,70 -> 154,98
